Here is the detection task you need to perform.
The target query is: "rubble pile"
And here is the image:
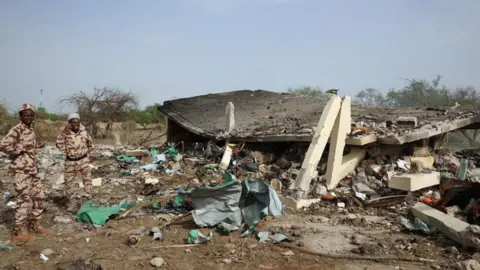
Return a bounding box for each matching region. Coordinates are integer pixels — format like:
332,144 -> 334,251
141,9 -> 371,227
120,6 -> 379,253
4,136 -> 480,268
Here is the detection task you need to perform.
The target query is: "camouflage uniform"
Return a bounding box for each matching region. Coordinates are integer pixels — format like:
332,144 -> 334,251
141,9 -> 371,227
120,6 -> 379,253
55,124 -> 94,201
0,104 -> 45,236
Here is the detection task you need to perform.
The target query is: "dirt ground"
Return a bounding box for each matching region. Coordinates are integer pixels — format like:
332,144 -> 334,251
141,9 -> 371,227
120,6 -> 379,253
0,140 -> 470,270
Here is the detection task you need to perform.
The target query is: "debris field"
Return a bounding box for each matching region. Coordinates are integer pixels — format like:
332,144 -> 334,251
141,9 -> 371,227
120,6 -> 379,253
2,93 -> 480,270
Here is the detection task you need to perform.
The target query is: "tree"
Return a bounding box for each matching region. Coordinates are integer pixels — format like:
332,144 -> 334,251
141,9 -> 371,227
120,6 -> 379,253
144,103 -> 167,125
0,102 -> 14,134
384,75 -> 455,108
287,86 -> 329,98
59,87 -> 138,138
131,103 -> 167,129
36,106 -> 59,121
355,88 -> 385,106
133,110 -> 155,129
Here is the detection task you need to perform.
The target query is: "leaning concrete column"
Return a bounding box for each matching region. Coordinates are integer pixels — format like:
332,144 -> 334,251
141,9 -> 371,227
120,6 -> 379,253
325,97 -> 351,189
294,96 -> 342,195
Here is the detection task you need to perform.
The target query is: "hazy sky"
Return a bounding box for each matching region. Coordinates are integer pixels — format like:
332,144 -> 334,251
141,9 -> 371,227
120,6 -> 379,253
1,0 -> 479,112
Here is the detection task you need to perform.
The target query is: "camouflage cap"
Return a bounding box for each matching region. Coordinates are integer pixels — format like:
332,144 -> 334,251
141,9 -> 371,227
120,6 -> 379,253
19,104 -> 35,113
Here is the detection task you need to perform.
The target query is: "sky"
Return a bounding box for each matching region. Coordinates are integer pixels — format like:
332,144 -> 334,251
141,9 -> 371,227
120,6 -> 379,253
0,0 -> 479,113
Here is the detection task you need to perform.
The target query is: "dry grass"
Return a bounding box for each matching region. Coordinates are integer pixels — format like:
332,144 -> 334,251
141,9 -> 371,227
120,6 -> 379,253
35,120 -> 65,141
0,118 -> 167,147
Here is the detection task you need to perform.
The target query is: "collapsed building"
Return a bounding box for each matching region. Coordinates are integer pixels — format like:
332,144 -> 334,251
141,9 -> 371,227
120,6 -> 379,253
158,89 -> 480,247
157,89 -> 478,144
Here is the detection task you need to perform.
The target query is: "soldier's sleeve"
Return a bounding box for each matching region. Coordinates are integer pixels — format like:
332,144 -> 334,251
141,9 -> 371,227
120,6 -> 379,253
55,133 -> 65,151
0,126 -> 22,155
86,132 -> 94,155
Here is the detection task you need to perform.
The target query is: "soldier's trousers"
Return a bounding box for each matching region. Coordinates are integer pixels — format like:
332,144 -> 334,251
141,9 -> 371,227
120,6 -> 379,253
14,173 -> 44,231
64,158 -> 92,200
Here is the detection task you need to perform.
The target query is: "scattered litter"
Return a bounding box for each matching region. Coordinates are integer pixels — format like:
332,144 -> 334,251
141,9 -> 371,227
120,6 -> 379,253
222,258 -> 232,264
150,227 -> 163,241
3,191 -> 12,203
116,155 -> 139,164
0,244 -> 13,251
269,233 -> 292,243
257,232 -> 292,243
6,201 -> 16,208
395,216 -> 435,234
187,230 -> 213,244
396,159 -> 410,172
77,200 -> 136,227
257,231 -> 269,243
217,222 -> 240,233
40,253 -> 49,261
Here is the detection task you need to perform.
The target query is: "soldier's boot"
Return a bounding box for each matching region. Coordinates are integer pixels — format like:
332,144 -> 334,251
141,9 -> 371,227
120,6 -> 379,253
11,226 -> 36,242
29,221 -> 53,236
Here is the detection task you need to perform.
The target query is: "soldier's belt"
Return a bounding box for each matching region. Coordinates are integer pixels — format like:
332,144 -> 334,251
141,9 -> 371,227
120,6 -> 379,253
66,154 -> 88,161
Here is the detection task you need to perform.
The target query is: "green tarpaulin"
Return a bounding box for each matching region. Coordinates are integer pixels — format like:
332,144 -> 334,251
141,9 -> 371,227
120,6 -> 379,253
77,200 -> 136,227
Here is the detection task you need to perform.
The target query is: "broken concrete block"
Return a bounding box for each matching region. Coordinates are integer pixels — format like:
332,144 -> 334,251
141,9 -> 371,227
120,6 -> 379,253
456,259 -> 480,270
386,171 -> 394,181
184,157 -> 202,167
413,147 -> 430,157
53,172 -> 65,185
126,150 -> 145,157
389,171 -> 440,191
411,202 -> 470,246
410,156 -> 435,169
270,179 -> 282,192
101,151 -> 114,157
366,164 -> 382,176
219,144 -> 233,171
92,177 -> 102,187
145,178 -> 160,184
354,182 -> 377,195
279,195 -> 320,210
396,116 -> 417,128
471,168 -> 480,177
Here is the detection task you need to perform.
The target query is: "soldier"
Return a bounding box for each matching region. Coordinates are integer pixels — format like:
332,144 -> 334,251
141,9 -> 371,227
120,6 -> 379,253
56,113 -> 94,212
0,104 -> 50,242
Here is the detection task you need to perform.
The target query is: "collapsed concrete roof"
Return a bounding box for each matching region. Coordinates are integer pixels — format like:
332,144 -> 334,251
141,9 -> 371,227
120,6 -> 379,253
158,90 -> 479,145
